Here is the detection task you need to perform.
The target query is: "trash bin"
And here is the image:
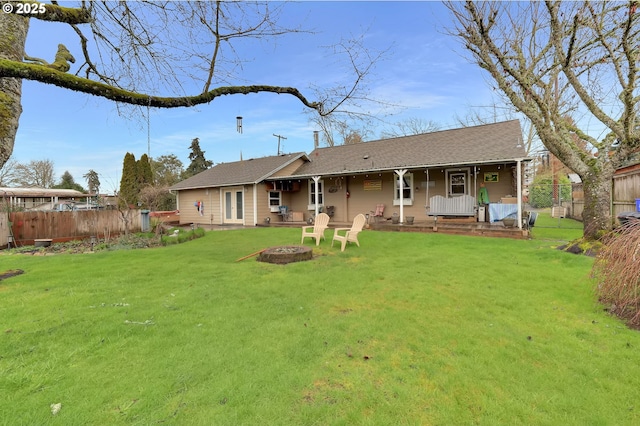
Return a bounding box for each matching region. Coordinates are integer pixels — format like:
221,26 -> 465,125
617,211 -> 640,226
141,209 -> 151,232
636,198 -> 640,212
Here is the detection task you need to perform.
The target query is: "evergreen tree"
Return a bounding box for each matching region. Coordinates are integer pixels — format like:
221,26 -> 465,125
137,154 -> 153,187
83,169 -> 100,195
119,152 -> 138,207
184,138 -> 213,178
53,171 -> 85,192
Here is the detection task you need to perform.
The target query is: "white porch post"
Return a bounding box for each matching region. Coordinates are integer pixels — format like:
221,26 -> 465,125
516,159 -> 523,230
395,169 -> 407,223
312,176 -> 321,218
426,169 -> 430,210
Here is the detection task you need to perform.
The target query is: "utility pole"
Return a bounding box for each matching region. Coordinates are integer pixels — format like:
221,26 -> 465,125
273,134 -> 287,155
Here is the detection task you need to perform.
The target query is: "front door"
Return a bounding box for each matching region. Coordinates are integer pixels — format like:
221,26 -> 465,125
223,188 -> 244,224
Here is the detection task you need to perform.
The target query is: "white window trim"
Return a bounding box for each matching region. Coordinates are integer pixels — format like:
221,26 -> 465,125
445,167 -> 471,197
268,190 -> 282,212
393,172 -> 414,206
307,179 -> 324,210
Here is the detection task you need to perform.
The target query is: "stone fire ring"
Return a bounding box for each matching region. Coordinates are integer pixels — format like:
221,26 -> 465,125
257,246 -> 313,264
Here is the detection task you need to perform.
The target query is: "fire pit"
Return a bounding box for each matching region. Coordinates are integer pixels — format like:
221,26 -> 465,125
257,246 -> 313,264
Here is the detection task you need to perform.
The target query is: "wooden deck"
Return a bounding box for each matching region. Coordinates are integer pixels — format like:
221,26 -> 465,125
264,217 -> 529,239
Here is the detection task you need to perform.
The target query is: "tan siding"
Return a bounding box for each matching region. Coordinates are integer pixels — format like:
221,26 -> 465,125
256,183 -> 276,224
272,158 -> 306,177
242,186 -> 251,225
476,166 -> 516,203
286,184 -> 310,223
284,165 -> 521,224
177,184 -> 287,226
178,188 -> 222,225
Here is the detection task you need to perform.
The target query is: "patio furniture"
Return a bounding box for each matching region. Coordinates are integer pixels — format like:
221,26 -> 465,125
301,212 -> 330,246
370,204 -> 385,223
332,213 -> 366,252
278,205 -> 290,222
428,195 -> 476,217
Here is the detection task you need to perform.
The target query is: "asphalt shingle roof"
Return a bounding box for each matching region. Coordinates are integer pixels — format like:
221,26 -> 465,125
170,120 -> 528,189
170,152 -> 307,190
290,119 -> 527,178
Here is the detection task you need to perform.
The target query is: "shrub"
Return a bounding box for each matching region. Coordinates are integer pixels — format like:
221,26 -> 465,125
161,227 -> 205,245
592,220 -> 640,327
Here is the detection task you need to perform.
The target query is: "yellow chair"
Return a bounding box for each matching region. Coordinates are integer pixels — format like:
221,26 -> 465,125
301,213 -> 330,246
332,213 -> 366,251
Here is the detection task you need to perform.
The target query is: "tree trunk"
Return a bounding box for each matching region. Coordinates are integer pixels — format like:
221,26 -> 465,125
0,13 -> 28,168
581,168 -> 614,240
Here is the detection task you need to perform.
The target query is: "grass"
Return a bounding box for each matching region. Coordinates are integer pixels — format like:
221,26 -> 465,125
529,210 -> 584,243
1,222 -> 638,425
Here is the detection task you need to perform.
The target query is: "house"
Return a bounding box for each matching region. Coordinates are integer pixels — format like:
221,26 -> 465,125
170,152 -> 309,226
0,187 -> 88,210
170,120 -> 531,228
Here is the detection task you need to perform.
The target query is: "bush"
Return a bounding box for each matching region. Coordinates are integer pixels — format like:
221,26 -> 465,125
592,220 -> 640,327
161,227 -> 205,245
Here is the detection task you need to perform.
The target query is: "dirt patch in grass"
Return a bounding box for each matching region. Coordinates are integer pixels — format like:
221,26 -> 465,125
0,269 -> 24,281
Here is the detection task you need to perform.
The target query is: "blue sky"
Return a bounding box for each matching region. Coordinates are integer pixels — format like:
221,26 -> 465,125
13,1 -> 499,193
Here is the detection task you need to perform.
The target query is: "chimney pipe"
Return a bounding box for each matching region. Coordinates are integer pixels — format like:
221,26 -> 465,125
313,130 -> 319,150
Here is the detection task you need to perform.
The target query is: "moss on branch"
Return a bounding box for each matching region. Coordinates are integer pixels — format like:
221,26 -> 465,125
0,58 -> 323,112
9,1 -> 92,24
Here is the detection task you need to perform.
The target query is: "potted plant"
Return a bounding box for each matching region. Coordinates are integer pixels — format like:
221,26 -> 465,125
405,216 -> 414,225
391,212 -> 400,224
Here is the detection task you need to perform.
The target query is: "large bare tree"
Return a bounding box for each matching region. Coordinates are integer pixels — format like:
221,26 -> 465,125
0,1 -> 375,168
12,158 -> 55,187
446,1 -> 639,239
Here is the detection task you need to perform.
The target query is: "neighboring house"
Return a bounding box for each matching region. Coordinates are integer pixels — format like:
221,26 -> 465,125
170,120 -> 531,227
0,187 -> 87,210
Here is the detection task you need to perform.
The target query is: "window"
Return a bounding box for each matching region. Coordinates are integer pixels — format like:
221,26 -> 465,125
268,191 -> 281,208
446,168 -> 470,196
393,173 -> 414,205
308,180 -> 324,208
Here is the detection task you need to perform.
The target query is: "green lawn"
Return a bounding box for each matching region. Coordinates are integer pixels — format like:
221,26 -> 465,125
1,223 -> 638,425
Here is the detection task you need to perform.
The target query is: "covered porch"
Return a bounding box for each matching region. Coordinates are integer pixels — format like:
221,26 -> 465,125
262,215 -> 530,239
268,160 -> 529,232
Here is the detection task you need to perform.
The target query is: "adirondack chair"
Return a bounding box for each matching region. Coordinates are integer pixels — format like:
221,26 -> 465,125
301,212 -> 330,246
332,213 -> 366,252
370,204 -> 385,223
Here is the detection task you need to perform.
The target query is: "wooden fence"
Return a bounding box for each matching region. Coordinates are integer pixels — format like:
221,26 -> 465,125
1,209 -> 143,247
612,164 -> 640,218
0,211 -> 10,249
569,164 -> 640,222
